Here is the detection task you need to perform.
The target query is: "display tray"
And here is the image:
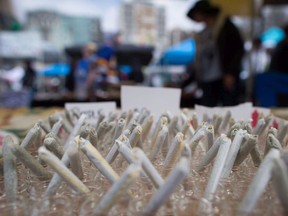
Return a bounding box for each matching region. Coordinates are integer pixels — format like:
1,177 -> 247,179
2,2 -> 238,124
0,107 -> 287,215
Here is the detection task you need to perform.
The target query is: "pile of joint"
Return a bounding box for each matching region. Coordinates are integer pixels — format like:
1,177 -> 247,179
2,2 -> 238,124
1,107 -> 288,216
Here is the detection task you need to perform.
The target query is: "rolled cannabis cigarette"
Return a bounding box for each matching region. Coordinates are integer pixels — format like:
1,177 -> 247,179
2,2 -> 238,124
43,136 -> 64,159
161,131 -> 170,159
45,150 -> 71,196
117,140 -> 135,164
162,132 -> 185,177
150,125 -> 168,161
126,119 -> 138,134
189,126 -> 206,153
141,115 -> 154,143
269,127 -> 278,136
250,140 -> 262,167
45,131 -> 62,147
137,108 -> 150,124
112,118 -> 125,142
277,122 -> 288,144
228,117 -> 236,129
88,127 -> 98,147
79,138 -> 119,183
260,114 -> 272,136
79,124 -> 90,139
202,113 -> 208,123
213,114 -> 222,135
252,118 -> 265,135
67,137 -> 83,179
162,111 -> 173,124
93,164 -> 141,215
49,113 -> 73,134
107,111 -> 118,123
125,109 -> 133,127
196,135 -> 224,172
48,113 -> 59,128
105,135 -> 129,164
38,147 -> 90,194
63,114 -> 87,151
203,135 -> 231,201
151,116 -> 168,149
37,120 -> 51,134
51,118 -> 63,135
119,110 -> 127,120
243,121 -> 253,134
272,156 -> 288,213
227,122 -> 241,139
3,136 -> 18,202
168,115 -> 179,139
205,125 -> 214,151
97,120 -> 110,143
179,112 -> 195,139
133,147 -> 164,188
95,109 -> 105,129
234,134 -> 258,167
180,112 -> 188,126
219,110 -> 231,133
181,118 -> 190,137
264,133 -> 282,156
192,112 -> 199,130
182,143 -> 192,159
129,125 -> 142,148
221,129 -> 246,178
143,157 -> 189,215
64,109 -> 75,127
20,123 -> 41,149
238,148 -> 280,215
10,140 -> 51,181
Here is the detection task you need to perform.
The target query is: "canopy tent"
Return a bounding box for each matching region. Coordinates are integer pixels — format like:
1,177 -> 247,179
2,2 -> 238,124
159,39 -> 196,66
261,26 -> 285,48
40,63 -> 70,77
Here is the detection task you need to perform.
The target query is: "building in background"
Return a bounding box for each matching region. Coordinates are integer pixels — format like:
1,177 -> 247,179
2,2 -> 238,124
26,10 -> 103,51
120,0 -> 166,48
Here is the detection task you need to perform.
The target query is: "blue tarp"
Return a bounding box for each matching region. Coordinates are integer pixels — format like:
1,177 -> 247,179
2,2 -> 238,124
40,63 -> 70,76
255,72 -> 288,107
160,39 -> 196,65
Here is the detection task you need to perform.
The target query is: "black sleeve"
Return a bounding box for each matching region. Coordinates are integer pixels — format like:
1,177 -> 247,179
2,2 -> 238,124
217,18 -> 245,77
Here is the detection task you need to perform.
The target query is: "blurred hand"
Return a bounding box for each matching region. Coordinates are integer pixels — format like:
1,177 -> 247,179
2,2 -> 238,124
223,74 -> 235,91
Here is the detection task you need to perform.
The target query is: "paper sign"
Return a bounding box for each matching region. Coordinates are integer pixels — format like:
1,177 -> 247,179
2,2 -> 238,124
195,102 -> 253,122
121,85 -> 181,118
65,102 -> 116,124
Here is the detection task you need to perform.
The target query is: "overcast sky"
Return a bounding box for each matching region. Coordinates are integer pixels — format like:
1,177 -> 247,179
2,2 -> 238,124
12,0 -> 201,32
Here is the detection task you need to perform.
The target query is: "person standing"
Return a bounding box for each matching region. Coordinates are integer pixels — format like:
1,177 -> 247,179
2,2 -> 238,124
187,0 -> 244,106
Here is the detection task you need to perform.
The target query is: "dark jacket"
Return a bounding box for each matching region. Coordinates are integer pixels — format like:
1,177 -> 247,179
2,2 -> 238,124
217,18 -> 244,79
269,39 -> 288,73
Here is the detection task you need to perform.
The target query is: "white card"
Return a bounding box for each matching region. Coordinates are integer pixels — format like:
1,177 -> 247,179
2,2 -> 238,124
121,85 -> 181,118
195,102 -> 253,122
65,102 -> 116,124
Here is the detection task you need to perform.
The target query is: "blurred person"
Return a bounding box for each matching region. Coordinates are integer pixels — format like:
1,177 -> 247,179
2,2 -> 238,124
22,59 -> 36,89
187,0 -> 244,106
86,58 -> 119,100
74,42 -> 98,99
249,38 -> 270,74
269,24 -> 288,74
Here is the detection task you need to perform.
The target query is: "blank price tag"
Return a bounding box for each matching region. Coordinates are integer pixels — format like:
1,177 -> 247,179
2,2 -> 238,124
121,85 -> 181,118
65,102 -> 116,124
195,102 -> 253,122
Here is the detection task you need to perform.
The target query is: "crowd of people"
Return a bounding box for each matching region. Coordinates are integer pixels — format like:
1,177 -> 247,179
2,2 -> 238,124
181,0 -> 288,107
3,0 -> 287,108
